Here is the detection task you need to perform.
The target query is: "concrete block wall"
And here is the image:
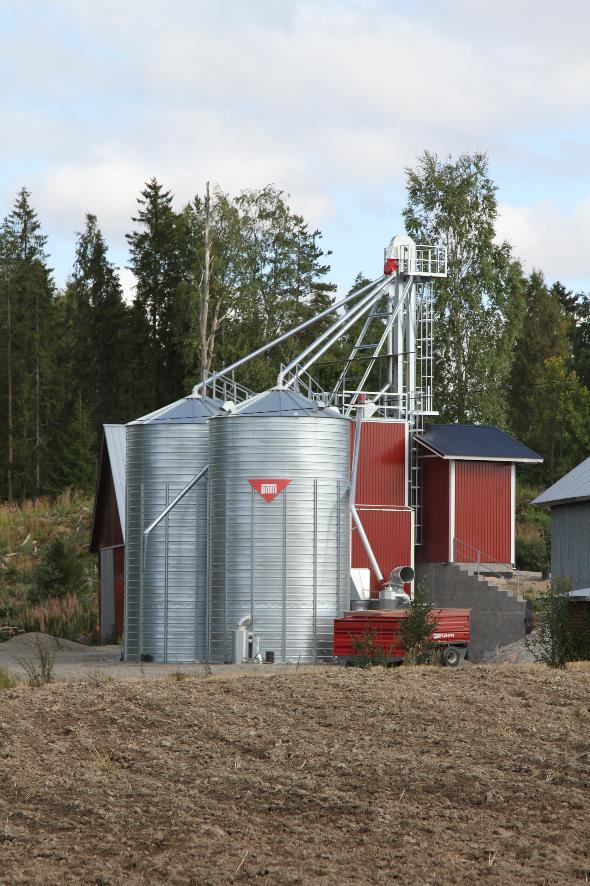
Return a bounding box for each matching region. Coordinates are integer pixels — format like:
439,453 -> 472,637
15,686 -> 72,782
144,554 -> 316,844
416,563 -> 529,662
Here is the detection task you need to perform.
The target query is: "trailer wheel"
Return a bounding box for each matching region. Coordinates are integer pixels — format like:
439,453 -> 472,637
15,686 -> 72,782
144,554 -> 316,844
442,646 -> 461,668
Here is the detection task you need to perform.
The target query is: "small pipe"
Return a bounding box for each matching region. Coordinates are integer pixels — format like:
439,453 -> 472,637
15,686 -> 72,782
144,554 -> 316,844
193,276 -> 385,395
142,465 -> 209,569
350,399 -> 384,583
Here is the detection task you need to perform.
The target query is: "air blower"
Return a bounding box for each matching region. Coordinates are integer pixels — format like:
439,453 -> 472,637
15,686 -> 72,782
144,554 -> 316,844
378,566 -> 415,610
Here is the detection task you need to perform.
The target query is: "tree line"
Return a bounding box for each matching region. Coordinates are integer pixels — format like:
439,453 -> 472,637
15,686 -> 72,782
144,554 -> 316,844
1,152 -> 589,502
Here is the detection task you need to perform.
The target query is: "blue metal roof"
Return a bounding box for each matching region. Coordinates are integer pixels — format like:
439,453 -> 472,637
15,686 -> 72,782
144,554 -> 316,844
415,424 -> 542,463
533,455 -> 590,506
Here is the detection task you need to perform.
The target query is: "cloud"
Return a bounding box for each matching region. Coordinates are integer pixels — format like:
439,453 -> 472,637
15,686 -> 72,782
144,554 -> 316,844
497,197 -> 590,283
1,0 -> 590,288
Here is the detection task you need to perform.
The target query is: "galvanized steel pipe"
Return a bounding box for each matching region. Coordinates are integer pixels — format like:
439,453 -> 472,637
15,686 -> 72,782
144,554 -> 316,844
193,276 -> 384,394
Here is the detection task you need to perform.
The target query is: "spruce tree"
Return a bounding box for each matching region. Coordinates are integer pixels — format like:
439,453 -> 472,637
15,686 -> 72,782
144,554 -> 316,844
0,189 -> 56,499
65,214 -> 135,431
509,271 -> 570,440
127,179 -> 191,407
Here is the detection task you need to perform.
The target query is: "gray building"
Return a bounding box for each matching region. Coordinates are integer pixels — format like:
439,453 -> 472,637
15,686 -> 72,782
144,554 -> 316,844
533,456 -> 590,590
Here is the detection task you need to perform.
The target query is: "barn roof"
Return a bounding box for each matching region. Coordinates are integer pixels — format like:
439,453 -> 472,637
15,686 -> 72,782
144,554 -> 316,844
415,424 -> 542,463
532,455 -> 590,507
90,425 -> 126,552
104,425 -> 126,531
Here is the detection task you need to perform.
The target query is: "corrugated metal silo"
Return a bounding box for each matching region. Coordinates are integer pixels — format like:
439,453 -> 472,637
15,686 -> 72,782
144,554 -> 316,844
208,389 -> 350,663
125,394 -> 220,662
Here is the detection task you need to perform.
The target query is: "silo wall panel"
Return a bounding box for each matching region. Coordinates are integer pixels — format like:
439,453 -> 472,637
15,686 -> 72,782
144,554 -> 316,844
125,424 -> 209,662
209,416 -> 350,663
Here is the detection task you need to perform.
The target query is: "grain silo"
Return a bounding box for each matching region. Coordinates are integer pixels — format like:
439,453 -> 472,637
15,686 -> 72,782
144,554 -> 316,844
208,389 -> 350,663
124,394 -> 220,663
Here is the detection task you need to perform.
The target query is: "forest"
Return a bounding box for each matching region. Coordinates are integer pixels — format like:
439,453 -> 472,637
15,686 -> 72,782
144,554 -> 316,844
1,151 -> 589,509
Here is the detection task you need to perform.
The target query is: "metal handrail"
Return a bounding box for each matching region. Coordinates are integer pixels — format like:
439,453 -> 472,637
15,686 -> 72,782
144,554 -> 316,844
452,536 -> 520,595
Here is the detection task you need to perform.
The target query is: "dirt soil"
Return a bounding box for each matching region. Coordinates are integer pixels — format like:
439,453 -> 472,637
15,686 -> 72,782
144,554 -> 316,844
1,666 -> 589,885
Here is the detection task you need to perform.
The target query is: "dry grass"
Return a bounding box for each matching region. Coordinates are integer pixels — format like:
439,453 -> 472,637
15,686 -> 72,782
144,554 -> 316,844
0,666 -> 18,689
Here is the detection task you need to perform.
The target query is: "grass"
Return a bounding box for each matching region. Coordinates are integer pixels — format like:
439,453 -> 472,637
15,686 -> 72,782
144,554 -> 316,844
167,669 -> 194,682
16,635 -> 56,687
0,490 -> 97,641
0,665 -> 18,689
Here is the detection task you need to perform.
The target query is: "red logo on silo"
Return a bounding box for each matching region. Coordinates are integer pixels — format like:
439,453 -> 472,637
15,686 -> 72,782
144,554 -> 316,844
248,478 -> 291,502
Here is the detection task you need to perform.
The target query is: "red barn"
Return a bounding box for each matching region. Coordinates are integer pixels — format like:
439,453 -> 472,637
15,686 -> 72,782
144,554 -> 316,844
415,424 -> 542,566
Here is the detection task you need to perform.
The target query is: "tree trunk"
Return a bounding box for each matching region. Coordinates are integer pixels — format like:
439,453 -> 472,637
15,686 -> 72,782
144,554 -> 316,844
200,182 -> 211,387
6,282 -> 13,503
35,286 -> 40,497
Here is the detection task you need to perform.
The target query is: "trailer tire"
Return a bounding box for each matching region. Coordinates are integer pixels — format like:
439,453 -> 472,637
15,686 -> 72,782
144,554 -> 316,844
442,646 -> 461,668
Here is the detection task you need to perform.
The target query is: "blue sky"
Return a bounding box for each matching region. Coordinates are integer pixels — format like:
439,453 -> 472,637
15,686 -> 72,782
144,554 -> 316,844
1,0 -> 590,296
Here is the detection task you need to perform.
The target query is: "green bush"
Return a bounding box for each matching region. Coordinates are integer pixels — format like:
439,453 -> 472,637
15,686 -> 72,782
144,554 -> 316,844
515,535 -> 549,573
351,628 -> 389,668
29,537 -> 87,603
527,578 -> 590,667
398,583 -> 439,665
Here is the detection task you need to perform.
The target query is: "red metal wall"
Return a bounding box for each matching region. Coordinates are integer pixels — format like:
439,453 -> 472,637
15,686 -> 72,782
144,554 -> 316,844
351,421 -> 407,506
417,455 -> 450,562
350,420 -> 411,589
454,461 -> 512,564
352,508 -> 413,590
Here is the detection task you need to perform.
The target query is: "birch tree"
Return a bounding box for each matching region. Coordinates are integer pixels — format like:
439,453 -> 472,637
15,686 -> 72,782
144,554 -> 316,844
403,151 -> 524,425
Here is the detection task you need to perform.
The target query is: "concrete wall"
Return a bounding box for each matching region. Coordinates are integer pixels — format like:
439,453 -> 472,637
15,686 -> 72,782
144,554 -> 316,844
551,502 -> 590,591
416,563 -> 529,662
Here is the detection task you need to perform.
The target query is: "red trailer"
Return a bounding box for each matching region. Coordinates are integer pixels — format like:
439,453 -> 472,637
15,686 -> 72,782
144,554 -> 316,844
333,608 -> 470,667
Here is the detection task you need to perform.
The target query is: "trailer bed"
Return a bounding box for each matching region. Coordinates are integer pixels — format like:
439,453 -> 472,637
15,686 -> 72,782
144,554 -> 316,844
333,608 -> 470,663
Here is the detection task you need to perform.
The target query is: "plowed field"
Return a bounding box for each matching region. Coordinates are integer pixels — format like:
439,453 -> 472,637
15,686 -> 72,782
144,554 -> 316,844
1,665 -> 589,884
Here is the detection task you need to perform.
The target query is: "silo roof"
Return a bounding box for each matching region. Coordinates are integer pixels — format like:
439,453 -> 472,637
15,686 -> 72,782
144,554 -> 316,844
415,424 -> 542,463
129,395 -> 220,425
532,455 -> 590,506
231,388 -> 344,418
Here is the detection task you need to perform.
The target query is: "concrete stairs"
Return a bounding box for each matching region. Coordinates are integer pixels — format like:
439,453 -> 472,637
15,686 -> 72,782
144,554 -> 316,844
416,562 -> 530,662
454,563 -> 525,602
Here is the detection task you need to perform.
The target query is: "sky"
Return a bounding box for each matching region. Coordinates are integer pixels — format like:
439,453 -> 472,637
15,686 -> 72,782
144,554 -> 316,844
1,0 -> 590,298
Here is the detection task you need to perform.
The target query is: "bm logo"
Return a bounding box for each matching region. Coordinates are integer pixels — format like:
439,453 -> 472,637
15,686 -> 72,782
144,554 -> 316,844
248,478 -> 291,502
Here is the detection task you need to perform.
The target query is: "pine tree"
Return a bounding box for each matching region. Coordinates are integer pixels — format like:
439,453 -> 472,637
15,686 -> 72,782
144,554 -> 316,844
65,214 -> 135,432
403,152 -> 524,425
526,357 -> 590,484
127,179 -> 191,407
555,283 -> 590,389
0,189 -> 56,499
509,271 -> 570,440
48,394 -> 96,494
